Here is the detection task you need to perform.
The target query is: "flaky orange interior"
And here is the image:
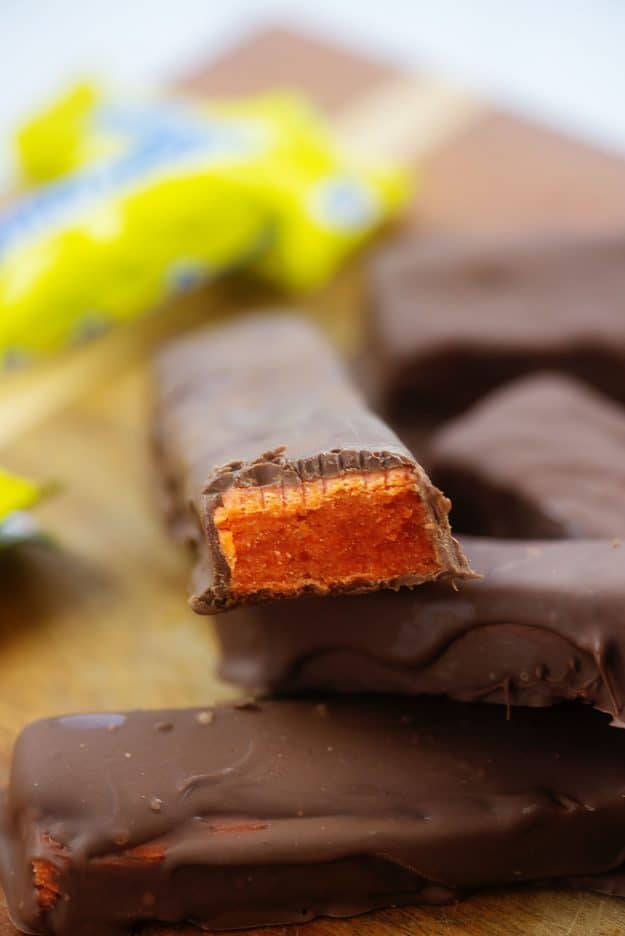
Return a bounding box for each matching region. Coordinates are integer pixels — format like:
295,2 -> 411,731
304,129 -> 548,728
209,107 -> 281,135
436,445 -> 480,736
33,860 -> 60,909
32,835 -> 67,910
213,467 -> 441,597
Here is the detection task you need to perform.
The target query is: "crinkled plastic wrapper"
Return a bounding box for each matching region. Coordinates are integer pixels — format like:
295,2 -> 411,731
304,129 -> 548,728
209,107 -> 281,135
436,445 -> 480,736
1,83 -> 409,371
0,470 -> 41,548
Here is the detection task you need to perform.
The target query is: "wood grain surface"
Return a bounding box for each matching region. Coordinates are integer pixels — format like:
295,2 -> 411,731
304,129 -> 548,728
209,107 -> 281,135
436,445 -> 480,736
2,26 -> 625,936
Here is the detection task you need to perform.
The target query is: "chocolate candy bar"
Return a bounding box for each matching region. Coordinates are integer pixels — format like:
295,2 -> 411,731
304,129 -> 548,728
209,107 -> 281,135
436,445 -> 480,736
428,373 -> 625,538
153,313 -> 472,613
216,536 -> 625,724
368,232 -> 625,421
5,698 -> 625,935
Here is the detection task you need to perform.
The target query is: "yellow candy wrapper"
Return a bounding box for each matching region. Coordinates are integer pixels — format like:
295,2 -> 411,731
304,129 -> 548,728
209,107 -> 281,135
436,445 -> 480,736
0,469 -> 39,519
1,83 -> 408,370
1,87 -> 269,368
0,469 -> 42,548
207,95 -> 409,290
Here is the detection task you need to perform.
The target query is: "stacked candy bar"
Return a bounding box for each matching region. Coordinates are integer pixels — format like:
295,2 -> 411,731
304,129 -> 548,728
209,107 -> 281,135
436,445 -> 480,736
4,230 -> 625,935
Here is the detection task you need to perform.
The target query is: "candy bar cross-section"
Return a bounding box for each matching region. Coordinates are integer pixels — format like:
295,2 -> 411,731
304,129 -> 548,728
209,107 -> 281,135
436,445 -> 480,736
5,699 -> 625,935
428,373 -> 625,539
153,313 -> 472,613
217,536 -> 625,725
367,231 -> 625,421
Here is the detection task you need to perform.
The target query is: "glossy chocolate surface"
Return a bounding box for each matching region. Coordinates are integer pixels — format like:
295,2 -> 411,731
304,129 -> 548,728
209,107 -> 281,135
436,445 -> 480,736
4,699 -> 625,934
217,537 -> 625,723
428,373 -> 625,538
368,232 -> 625,420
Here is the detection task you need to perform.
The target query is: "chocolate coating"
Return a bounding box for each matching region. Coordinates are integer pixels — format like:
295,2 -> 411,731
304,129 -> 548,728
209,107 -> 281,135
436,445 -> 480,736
217,536 -> 625,724
368,231 -> 625,420
428,373 -> 625,538
4,698 -> 625,935
152,312 -> 470,613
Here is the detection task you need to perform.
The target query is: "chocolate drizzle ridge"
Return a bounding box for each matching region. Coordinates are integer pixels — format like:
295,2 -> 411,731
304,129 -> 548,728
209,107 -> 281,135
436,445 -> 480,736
202,447 -> 413,494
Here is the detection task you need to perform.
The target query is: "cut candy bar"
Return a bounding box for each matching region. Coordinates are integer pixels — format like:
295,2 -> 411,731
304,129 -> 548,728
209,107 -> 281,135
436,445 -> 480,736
153,313 -> 472,613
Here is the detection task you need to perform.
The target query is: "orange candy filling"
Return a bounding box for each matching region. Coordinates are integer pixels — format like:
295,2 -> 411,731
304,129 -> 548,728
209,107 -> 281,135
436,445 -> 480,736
213,467 -> 441,598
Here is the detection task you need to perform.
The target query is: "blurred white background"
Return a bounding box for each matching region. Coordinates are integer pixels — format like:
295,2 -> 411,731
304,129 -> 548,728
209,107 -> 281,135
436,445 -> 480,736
2,0 -> 625,185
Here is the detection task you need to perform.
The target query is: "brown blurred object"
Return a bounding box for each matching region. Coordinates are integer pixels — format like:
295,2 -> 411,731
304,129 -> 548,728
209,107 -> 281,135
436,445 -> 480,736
1,25 -> 625,936
176,26 -> 395,111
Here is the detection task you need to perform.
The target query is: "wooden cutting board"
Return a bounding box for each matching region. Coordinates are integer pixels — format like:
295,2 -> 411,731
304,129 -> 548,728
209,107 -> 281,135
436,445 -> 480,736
3,26 -> 625,936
